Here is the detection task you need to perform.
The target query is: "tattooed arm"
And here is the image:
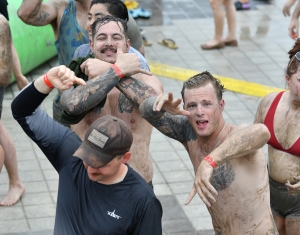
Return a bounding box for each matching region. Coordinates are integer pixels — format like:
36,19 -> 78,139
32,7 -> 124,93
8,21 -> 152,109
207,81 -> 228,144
140,96 -> 195,146
60,67 -> 119,115
0,15 -> 12,87
116,74 -> 161,109
18,0 -> 67,27
60,51 -> 152,116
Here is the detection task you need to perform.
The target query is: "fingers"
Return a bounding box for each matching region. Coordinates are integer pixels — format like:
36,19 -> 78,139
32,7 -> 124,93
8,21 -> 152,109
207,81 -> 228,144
115,42 -> 123,55
285,179 -> 300,195
153,94 -> 167,111
73,77 -> 86,86
198,180 -> 217,207
167,92 -> 174,102
80,60 -> 87,75
138,68 -> 153,76
185,186 -> 197,205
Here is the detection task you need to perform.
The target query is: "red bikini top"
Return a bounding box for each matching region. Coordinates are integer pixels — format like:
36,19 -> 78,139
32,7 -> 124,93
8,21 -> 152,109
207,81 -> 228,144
264,91 -> 300,156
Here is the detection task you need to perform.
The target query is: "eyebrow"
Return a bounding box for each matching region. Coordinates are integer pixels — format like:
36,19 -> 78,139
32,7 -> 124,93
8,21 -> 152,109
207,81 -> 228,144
96,32 -> 123,37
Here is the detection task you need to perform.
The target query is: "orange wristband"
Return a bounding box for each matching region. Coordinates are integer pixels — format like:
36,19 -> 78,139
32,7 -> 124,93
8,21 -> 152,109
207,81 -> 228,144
111,64 -> 124,79
204,156 -> 217,168
43,73 -> 54,89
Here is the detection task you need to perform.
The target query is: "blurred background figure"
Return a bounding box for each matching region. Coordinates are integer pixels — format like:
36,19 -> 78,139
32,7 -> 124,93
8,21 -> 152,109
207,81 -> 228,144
235,0 -> 251,10
0,0 -> 29,90
201,0 -> 237,50
0,3 -> 25,206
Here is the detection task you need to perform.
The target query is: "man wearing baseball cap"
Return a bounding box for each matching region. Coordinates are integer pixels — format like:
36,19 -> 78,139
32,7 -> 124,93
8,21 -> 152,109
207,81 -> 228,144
11,58 -> 162,234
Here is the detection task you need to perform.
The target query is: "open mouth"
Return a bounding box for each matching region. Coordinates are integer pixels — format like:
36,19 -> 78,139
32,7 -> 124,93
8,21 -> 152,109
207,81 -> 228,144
196,120 -> 208,128
101,48 -> 117,56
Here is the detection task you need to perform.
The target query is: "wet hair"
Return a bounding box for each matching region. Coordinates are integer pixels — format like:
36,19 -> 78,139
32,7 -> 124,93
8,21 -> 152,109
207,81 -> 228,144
181,71 -> 226,103
90,0 -> 129,22
286,38 -> 300,77
91,15 -> 128,40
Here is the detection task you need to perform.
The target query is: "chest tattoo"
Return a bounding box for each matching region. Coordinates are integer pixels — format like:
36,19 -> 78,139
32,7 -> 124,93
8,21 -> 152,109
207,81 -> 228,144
210,161 -> 235,191
118,93 -> 135,113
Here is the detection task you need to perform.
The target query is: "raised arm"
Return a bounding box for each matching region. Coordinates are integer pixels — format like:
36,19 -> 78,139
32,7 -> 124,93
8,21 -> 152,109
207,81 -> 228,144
60,48 -> 152,116
11,65 -> 85,170
186,124 -> 270,207
0,15 -> 12,87
17,0 -> 66,27
289,0 -> 300,38
139,94 -> 191,144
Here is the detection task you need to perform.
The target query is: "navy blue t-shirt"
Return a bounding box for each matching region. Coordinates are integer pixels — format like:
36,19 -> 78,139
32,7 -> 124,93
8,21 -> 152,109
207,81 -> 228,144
12,83 -> 163,235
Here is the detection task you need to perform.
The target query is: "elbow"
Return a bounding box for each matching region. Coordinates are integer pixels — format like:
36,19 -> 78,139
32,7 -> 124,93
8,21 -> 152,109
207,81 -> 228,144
17,8 -> 31,23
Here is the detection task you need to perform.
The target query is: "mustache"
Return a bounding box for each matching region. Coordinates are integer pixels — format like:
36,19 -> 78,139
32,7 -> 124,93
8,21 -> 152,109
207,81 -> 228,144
101,46 -> 117,53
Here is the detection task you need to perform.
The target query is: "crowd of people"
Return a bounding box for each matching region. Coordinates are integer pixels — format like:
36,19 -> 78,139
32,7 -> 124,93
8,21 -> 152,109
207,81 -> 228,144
1,0 -> 300,234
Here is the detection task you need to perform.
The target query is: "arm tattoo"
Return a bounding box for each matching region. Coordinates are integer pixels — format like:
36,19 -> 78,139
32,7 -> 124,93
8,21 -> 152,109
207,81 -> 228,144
60,68 -> 119,115
210,161 -> 235,191
116,76 -> 157,113
33,11 -> 50,23
139,97 -> 196,143
118,93 -> 135,113
29,3 -> 50,23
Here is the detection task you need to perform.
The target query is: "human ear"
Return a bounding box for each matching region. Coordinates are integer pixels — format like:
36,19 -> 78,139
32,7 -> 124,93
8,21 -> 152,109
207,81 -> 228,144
122,152 -> 131,164
220,99 -> 225,110
126,39 -> 130,53
90,39 -> 94,53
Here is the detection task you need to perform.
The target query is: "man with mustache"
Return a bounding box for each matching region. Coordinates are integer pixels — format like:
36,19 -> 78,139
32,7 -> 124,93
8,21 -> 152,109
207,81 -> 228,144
60,15 -> 163,188
17,0 -> 145,125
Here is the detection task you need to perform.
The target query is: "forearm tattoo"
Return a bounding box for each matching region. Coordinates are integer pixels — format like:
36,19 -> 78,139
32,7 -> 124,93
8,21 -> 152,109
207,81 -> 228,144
116,76 -> 157,113
139,97 -> 196,143
210,161 -> 235,191
30,2 -> 50,23
61,68 -> 119,115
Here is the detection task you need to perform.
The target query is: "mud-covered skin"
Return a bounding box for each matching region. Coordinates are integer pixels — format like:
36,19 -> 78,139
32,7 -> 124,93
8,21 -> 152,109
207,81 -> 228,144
18,0 -> 71,39
0,15 -> 12,87
140,94 -> 278,234
68,72 -> 160,183
255,91 -> 300,233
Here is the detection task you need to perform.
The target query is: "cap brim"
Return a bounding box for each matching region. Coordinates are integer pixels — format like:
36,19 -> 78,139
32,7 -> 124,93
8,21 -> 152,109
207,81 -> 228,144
73,141 -> 115,168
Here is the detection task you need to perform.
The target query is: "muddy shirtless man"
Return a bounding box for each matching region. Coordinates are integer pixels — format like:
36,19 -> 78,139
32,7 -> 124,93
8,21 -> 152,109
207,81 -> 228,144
139,71 -> 278,234
60,16 -> 163,185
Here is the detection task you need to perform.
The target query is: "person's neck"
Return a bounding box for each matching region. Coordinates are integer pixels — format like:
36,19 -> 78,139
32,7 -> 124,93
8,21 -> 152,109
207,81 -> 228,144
98,164 -> 128,185
198,120 -> 227,155
288,92 -> 300,110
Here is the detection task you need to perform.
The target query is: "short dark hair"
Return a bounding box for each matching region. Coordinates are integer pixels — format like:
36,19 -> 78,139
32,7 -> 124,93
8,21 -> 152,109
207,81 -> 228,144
91,15 -> 128,40
181,71 -> 226,103
90,0 -> 129,22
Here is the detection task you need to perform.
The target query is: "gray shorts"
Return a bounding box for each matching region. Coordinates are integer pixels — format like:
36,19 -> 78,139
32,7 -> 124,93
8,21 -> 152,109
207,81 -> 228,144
0,87 -> 4,119
270,176 -> 300,218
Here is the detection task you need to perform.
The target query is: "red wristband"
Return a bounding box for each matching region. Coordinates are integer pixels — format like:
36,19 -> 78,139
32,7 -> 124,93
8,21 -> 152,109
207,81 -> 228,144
204,156 -> 217,168
111,64 -> 124,79
43,73 -> 54,89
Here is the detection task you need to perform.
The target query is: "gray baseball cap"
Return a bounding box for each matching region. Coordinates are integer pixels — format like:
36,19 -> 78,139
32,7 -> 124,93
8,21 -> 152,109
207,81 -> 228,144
73,115 -> 133,168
